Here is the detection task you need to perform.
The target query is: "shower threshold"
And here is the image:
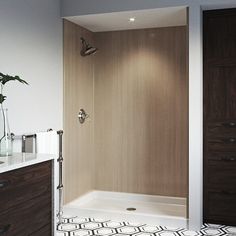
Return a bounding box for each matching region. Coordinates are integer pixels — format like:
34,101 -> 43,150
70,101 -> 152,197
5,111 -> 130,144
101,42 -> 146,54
63,191 -> 188,228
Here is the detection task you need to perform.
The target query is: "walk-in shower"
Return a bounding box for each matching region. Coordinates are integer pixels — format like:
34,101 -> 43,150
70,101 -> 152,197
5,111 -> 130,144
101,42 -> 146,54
63,7 -> 188,229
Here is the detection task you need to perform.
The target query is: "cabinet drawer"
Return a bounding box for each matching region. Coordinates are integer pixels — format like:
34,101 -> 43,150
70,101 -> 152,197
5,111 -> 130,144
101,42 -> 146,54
206,162 -> 236,190
0,161 -> 51,214
29,224 -> 51,236
204,191 -> 236,226
207,136 -> 236,152
0,193 -> 52,236
206,153 -> 236,162
207,121 -> 236,136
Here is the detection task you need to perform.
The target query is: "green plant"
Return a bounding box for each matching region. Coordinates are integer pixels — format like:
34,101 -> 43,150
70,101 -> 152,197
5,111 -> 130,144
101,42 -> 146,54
0,72 -> 28,104
0,72 -> 28,153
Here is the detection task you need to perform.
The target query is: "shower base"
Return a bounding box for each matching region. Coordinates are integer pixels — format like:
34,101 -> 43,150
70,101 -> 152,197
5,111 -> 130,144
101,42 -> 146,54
63,191 -> 188,228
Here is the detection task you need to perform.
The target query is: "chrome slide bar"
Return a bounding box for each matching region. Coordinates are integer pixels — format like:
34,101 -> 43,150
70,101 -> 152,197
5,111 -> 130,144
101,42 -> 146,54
57,130 -> 64,225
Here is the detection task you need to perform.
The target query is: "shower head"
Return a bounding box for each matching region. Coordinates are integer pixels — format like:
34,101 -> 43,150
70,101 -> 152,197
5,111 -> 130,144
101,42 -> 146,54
80,37 -> 98,56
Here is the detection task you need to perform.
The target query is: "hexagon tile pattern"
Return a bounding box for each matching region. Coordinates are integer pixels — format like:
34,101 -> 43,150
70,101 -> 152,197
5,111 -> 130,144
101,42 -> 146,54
57,217 -> 236,236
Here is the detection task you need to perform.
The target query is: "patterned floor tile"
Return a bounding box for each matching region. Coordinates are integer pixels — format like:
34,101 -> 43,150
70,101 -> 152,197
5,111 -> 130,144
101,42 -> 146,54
201,227 -> 225,236
125,222 -> 146,227
222,226 -> 236,234
81,222 -> 103,230
69,217 -> 90,224
57,232 -> 69,236
157,231 -> 179,236
58,223 -> 80,232
140,225 -> 162,233
103,221 -> 125,228
57,216 -> 236,236
178,229 -> 201,236
94,227 -> 116,235
134,232 -> 155,236
117,226 -> 140,234
69,229 -> 92,236
161,226 -> 182,232
92,218 -> 111,223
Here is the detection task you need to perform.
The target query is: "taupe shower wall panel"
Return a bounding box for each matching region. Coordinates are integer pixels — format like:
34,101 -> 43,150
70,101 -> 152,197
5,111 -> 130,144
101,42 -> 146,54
64,21 -> 188,200
94,27 -> 188,197
63,20 -> 95,203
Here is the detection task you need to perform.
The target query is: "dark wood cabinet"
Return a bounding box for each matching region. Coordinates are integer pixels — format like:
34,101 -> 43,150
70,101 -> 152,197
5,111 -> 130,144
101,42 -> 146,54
204,8 -> 236,226
0,161 -> 52,235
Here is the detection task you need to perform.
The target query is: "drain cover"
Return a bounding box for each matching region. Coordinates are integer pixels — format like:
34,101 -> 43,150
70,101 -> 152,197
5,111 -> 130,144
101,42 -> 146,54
126,207 -> 136,211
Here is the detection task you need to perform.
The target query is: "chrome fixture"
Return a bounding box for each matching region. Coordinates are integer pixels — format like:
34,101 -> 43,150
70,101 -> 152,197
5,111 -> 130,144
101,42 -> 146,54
80,37 -> 98,56
57,130 -> 64,226
126,207 -> 137,211
78,109 -> 89,124
13,129 -> 65,226
129,17 -> 135,22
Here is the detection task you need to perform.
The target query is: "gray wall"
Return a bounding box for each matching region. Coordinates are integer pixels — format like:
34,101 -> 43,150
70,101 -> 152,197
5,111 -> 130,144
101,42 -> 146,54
0,0 -> 63,139
61,0 -> 189,17
61,0 -> 236,17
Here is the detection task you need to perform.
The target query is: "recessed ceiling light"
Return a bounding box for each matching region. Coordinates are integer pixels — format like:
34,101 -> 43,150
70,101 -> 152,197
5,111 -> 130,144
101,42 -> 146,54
129,17 -> 135,22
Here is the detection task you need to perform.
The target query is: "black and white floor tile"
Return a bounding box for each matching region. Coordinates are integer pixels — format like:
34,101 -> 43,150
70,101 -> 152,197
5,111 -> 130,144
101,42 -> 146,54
57,217 -> 236,236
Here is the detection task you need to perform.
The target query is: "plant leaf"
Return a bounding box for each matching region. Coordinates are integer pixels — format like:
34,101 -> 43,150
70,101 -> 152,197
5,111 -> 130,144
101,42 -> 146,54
0,73 -> 28,85
15,76 -> 28,85
0,94 -> 6,104
0,72 -> 28,104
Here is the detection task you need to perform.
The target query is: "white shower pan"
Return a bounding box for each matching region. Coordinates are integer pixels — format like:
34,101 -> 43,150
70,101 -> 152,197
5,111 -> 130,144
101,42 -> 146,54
63,191 -> 188,228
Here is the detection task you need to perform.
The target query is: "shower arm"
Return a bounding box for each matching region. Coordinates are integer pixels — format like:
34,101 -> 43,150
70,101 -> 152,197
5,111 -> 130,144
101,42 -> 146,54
81,37 -> 88,48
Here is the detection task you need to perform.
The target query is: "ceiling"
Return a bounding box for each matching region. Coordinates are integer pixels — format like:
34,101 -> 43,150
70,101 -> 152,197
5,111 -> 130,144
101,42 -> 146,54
65,6 -> 187,32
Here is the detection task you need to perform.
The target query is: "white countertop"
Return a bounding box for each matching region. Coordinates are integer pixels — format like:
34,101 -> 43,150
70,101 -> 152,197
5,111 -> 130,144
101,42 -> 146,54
0,153 -> 56,174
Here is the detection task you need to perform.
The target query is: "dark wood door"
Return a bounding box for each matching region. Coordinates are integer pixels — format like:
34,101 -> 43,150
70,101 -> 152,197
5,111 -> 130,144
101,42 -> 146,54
204,8 -> 236,226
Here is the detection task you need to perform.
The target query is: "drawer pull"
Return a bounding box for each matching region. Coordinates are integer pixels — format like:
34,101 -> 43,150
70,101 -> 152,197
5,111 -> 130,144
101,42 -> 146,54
221,137 -> 236,143
223,122 -> 236,127
0,224 -> 11,234
229,138 -> 236,143
0,180 -> 9,188
220,156 -> 236,162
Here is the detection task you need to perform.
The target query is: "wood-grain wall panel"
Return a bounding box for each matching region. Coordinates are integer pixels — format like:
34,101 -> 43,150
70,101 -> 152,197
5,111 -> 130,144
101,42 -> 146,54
63,23 -> 188,200
63,20 -> 94,203
94,27 -> 188,197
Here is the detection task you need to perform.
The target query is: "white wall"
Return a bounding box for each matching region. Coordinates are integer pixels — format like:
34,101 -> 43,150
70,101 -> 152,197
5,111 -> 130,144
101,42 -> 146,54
0,0 -> 63,138
60,0 -> 236,231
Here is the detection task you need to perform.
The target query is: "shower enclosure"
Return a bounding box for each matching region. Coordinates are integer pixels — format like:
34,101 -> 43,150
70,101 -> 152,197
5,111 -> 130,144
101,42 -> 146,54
63,8 -> 188,228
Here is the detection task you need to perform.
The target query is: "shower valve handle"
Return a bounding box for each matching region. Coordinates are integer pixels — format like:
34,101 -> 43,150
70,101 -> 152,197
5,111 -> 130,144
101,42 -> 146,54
78,109 -> 89,124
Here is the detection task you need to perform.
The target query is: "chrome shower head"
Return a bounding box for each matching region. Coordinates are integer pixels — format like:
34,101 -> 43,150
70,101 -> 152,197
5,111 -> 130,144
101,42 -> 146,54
80,37 -> 98,56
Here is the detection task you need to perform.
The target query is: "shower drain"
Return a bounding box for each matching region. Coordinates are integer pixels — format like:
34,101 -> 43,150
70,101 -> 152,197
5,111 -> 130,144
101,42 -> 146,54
126,207 -> 136,211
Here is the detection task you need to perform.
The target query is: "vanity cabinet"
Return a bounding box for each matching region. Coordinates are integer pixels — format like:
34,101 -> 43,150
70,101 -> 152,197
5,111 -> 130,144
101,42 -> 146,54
0,161 -> 52,235
203,8 -> 236,226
